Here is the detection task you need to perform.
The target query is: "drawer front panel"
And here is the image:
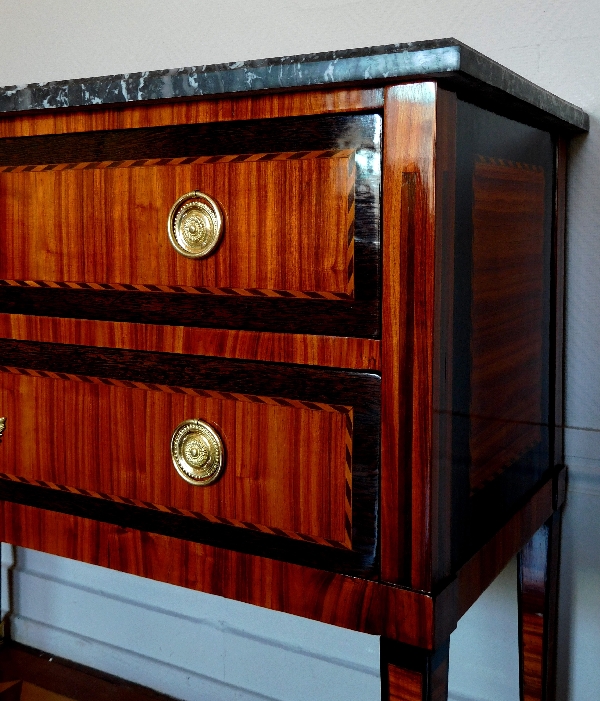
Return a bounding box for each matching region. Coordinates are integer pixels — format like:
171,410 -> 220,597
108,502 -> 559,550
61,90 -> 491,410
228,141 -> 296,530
0,369 -> 350,546
0,339 -> 380,575
0,155 -> 352,296
0,114 -> 381,337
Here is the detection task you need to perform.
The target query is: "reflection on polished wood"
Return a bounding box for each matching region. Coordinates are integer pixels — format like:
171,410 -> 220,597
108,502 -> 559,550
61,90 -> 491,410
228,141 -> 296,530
380,82 -> 455,591
0,370 -> 349,545
0,502 -> 439,647
0,314 -> 381,370
470,158 -> 545,491
0,57 -> 580,700
0,89 -> 383,138
380,82 -> 438,588
0,154 -> 352,294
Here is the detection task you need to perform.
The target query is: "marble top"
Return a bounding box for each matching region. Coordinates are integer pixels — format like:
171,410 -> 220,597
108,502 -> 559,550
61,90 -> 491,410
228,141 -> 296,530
0,38 -> 588,132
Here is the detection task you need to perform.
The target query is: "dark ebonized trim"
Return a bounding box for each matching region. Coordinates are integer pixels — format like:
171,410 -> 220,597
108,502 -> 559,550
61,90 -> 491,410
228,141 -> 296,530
466,445 -> 554,560
0,113 -> 378,165
0,478 -> 376,576
451,101 -> 555,570
381,637 -> 450,674
0,338 -> 380,576
380,636 -> 450,699
0,113 -> 382,336
0,338 -> 378,401
0,289 -> 380,338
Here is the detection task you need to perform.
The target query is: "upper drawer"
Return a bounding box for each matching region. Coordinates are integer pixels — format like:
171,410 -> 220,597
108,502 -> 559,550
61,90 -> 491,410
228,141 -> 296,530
0,114 -> 381,337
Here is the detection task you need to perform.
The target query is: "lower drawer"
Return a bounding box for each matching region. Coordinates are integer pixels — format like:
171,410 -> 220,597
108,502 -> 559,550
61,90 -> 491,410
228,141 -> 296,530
0,339 -> 380,576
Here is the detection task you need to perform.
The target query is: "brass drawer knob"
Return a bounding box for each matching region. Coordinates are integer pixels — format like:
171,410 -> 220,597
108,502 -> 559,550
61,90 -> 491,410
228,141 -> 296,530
0,417 -> 5,443
167,191 -> 223,258
171,419 -> 224,486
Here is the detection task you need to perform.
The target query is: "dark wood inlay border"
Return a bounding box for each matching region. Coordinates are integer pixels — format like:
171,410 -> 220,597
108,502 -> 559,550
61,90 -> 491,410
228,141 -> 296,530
0,289 -> 378,337
0,280 -> 354,301
0,363 -> 350,414
0,338 -> 379,575
0,472 -> 352,550
0,113 -> 379,335
0,148 -> 353,172
0,362 -> 353,548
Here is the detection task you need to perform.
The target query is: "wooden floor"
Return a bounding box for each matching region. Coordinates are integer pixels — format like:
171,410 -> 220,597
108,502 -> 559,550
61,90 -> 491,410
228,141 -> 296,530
0,642 -> 176,701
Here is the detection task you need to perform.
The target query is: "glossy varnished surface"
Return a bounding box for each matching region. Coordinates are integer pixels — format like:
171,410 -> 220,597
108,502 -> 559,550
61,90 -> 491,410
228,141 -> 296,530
0,89 -> 383,138
0,502 -> 439,647
0,434 -> 555,648
380,83 -> 436,587
0,74 -> 576,701
0,110 -> 381,336
0,154 -> 353,293
380,82 -> 452,591
387,666 -> 422,701
0,91 -> 382,337
451,100 -> 555,569
0,286 -> 379,337
469,157 -> 545,491
0,338 -> 379,574
381,639 -> 451,701
0,314 -> 381,370
0,369 -> 350,546
456,476 -> 555,619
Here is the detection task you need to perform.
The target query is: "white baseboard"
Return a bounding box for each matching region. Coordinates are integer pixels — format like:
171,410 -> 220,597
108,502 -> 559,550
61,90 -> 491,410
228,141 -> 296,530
2,546 -> 380,701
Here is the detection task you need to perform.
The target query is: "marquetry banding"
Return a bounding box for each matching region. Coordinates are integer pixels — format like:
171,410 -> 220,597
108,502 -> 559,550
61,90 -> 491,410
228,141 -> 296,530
347,152 -> 356,296
0,365 -> 354,547
475,154 -> 544,172
0,149 -> 355,173
0,279 -> 353,301
0,365 -> 351,413
0,148 -> 357,298
344,412 -> 353,543
0,472 -> 352,550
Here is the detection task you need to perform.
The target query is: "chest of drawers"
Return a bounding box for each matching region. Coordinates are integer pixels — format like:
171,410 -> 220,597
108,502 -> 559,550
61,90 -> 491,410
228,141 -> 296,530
0,39 -> 588,701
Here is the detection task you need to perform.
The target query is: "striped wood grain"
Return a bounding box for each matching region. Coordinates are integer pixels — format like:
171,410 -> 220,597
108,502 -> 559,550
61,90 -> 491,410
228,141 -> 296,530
0,314 -> 381,370
469,157 -> 545,491
387,665 -> 422,701
0,502 -> 437,647
0,89 -> 383,138
0,152 -> 354,295
381,83 -> 442,590
0,368 -> 351,546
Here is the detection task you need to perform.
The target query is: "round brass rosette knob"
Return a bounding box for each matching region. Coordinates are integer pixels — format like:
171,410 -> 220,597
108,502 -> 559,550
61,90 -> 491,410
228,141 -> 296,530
167,191 -> 223,258
170,419 -> 224,486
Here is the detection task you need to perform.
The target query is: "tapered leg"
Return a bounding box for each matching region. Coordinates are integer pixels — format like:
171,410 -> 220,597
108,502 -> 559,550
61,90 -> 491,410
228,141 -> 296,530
381,639 -> 450,701
517,510 -> 562,701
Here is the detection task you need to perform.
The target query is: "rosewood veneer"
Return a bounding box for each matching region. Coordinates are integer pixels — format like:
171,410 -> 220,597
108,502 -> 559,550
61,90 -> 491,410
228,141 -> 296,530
0,39 -> 588,701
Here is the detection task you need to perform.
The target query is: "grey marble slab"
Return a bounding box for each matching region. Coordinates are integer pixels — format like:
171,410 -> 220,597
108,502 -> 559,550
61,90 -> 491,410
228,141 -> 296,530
0,38 -> 588,132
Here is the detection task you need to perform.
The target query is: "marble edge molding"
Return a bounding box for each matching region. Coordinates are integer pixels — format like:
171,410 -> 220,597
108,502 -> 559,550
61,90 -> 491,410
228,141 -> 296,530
0,38 -> 588,132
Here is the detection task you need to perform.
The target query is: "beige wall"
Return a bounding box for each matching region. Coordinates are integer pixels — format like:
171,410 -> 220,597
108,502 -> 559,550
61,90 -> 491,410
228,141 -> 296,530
1,2 -> 599,699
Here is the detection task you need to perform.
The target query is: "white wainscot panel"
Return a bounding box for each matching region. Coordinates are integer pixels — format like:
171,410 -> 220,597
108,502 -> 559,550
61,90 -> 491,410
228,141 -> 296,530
1,545 -> 380,701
